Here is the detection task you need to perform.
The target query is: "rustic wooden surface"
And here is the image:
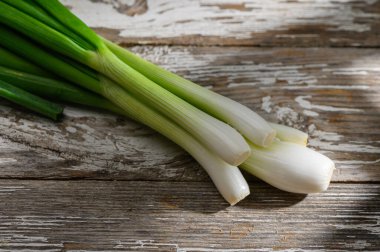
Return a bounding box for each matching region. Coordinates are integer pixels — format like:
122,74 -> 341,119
0,0 -> 379,251
0,181 -> 379,251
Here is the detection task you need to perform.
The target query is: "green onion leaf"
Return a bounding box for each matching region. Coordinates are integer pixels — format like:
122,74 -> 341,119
0,79 -> 63,120
2,0 -> 96,51
0,26 -> 102,94
0,66 -> 121,115
0,47 -> 53,78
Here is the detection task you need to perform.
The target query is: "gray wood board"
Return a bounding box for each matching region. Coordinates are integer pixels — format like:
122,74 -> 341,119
0,180 -> 378,251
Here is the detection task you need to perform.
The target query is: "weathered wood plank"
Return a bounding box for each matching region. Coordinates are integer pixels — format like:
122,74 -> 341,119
1,47 -> 379,182
0,105 -> 198,181
61,0 -> 380,47
0,180 -> 378,251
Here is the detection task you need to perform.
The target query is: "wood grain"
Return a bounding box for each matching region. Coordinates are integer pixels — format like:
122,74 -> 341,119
1,47 -> 379,181
61,0 -> 380,47
0,180 -> 378,251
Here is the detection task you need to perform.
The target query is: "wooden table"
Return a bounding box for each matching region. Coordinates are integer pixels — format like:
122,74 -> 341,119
1,0 -> 379,251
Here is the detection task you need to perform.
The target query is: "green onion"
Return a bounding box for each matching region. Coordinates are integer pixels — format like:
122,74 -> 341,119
0,47 -> 53,78
0,1 -> 251,166
0,33 -> 250,205
241,139 -> 335,194
2,0 -> 95,51
0,27 -> 102,95
0,79 -> 63,120
269,123 -> 308,146
0,65 -> 122,115
104,39 -> 276,147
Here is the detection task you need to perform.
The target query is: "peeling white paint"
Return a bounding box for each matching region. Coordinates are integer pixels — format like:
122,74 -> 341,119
275,34 -> 319,38
323,66 -> 380,74
308,124 -> 380,154
0,158 -> 17,164
275,107 -> 299,125
295,95 -> 362,113
303,110 -> 319,117
178,248 -> 326,252
304,63 -> 329,68
335,159 -> 380,169
308,124 -> 343,142
114,239 -> 179,250
309,127 -> 380,153
333,70 -> 368,75
113,240 -> 329,252
260,96 -> 304,127
347,240 -> 372,250
0,243 -> 61,248
65,126 -> 77,134
261,96 -> 272,113
10,234 -> 48,243
0,186 -> 28,193
309,139 -> 380,153
310,139 -> 380,154
282,85 -> 370,90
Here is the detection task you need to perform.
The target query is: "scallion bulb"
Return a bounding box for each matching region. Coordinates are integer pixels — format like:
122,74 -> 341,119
241,139 -> 335,194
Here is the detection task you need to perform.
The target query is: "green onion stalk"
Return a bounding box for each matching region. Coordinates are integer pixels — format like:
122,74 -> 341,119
0,79 -> 62,120
0,1 -> 251,166
104,40 -> 276,147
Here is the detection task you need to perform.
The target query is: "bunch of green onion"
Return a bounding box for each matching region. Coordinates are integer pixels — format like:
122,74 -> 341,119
0,0 -> 335,205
